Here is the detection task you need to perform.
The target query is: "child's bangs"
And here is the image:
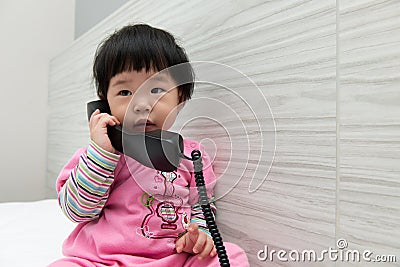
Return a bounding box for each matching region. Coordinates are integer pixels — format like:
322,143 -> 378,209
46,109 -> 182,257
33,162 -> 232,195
110,45 -> 170,77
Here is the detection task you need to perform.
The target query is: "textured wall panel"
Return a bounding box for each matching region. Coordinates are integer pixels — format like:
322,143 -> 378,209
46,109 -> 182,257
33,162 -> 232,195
338,0 -> 400,266
48,1 -> 337,266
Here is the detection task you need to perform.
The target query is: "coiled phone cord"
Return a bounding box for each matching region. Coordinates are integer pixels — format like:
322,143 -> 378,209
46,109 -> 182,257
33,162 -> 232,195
189,149 -> 230,267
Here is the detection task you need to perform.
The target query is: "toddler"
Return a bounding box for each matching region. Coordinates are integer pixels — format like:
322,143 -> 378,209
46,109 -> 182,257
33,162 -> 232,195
49,24 -> 249,267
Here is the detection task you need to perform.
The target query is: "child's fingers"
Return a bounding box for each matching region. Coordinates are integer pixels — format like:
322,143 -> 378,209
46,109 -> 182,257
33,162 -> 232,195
98,114 -> 119,128
91,109 -> 100,118
89,109 -> 100,128
192,231 -> 207,254
187,223 -> 199,240
198,238 -> 215,259
210,246 -> 217,257
90,110 -> 120,127
188,222 -> 199,234
90,110 -> 110,129
175,235 -> 186,253
109,115 -> 120,125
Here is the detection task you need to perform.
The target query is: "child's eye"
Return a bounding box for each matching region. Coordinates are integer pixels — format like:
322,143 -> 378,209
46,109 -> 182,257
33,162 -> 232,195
151,88 -> 166,94
118,90 -> 132,96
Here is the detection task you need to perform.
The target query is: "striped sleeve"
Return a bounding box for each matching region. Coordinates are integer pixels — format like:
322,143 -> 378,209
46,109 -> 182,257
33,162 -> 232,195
190,197 -> 217,237
58,140 -> 120,223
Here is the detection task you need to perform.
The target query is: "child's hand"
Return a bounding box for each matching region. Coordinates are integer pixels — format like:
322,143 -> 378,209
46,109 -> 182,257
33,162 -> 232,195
89,109 -> 120,153
175,222 -> 217,259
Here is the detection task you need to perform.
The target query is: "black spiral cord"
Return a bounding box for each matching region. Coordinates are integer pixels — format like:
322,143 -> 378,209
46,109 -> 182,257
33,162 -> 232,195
190,149 -> 230,267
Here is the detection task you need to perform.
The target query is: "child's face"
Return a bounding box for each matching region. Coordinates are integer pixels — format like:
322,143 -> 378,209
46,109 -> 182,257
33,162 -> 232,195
107,69 -> 181,132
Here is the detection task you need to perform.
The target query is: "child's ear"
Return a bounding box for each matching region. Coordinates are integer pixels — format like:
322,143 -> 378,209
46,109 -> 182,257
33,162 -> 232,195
176,101 -> 185,113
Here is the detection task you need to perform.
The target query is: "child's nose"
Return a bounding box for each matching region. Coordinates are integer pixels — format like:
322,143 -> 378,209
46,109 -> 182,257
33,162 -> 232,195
133,101 -> 151,113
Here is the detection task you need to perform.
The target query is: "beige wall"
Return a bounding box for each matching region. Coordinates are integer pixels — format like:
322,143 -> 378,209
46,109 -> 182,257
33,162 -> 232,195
0,0 -> 74,202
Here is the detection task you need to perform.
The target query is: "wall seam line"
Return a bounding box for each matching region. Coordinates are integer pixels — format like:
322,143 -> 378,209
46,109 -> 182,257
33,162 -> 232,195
335,0 -> 341,265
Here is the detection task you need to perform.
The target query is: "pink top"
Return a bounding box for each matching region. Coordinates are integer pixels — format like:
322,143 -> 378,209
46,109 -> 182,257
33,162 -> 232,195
56,139 -> 216,265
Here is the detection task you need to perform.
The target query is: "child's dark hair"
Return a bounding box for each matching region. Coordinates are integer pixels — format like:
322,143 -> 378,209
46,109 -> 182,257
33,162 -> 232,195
93,24 -> 194,103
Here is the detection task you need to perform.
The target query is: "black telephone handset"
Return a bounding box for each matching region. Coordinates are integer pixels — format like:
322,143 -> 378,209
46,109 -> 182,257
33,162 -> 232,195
87,100 -> 183,172
86,100 -> 230,267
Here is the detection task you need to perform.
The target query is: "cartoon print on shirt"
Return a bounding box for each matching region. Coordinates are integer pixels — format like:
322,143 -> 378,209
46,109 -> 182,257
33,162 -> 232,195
157,201 -> 178,230
181,211 -> 189,230
137,171 -> 184,239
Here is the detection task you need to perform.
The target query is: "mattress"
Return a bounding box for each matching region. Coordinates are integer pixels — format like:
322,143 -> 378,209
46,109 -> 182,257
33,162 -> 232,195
0,199 -> 75,266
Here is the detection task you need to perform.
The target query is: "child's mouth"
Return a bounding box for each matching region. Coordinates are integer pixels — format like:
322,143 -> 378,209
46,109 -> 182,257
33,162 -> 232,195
133,120 -> 156,132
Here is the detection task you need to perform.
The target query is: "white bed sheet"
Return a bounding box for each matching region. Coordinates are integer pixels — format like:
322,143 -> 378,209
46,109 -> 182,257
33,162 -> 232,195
0,199 -> 75,267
